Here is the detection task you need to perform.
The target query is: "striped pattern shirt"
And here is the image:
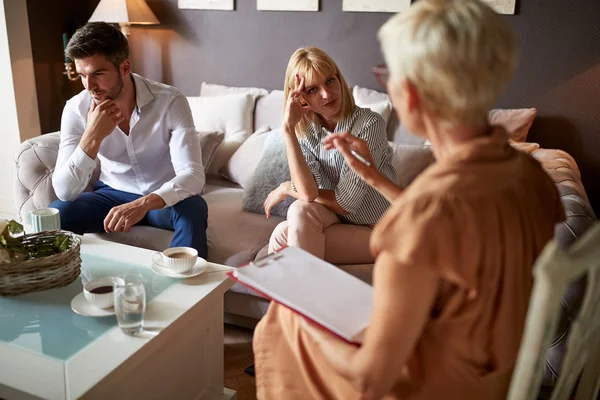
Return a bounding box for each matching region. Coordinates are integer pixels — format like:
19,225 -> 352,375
294,106 -> 398,226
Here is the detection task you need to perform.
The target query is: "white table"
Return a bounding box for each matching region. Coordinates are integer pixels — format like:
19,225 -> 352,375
0,236 -> 236,400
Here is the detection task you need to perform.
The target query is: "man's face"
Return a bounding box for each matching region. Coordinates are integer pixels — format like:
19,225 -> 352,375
75,54 -> 124,104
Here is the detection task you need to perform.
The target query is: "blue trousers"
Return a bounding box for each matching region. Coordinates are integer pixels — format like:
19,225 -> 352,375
50,181 -> 208,258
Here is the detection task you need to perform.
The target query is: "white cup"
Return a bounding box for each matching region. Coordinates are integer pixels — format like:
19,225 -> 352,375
83,276 -> 119,309
28,208 -> 61,233
152,247 -> 198,273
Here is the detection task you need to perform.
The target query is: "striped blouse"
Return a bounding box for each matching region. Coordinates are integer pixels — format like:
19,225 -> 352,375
294,106 -> 397,226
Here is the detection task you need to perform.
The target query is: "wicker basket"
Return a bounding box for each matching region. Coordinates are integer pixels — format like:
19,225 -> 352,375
0,230 -> 81,296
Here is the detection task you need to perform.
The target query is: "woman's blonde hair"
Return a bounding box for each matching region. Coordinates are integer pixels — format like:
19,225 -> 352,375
283,47 -> 355,137
378,0 -> 518,127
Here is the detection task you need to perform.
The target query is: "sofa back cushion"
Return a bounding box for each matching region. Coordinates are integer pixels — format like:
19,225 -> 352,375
187,94 -> 255,176
255,90 -> 285,131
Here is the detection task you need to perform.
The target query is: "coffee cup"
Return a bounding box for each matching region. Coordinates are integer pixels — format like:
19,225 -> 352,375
28,208 -> 61,233
83,276 -> 120,309
152,247 -> 198,273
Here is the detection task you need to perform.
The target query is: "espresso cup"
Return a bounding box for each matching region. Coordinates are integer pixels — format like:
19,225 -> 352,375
28,208 -> 61,233
83,276 -> 119,309
152,247 -> 198,273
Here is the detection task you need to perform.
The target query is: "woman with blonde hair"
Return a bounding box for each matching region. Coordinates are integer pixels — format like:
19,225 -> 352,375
253,1 -> 565,399
263,46 -> 397,262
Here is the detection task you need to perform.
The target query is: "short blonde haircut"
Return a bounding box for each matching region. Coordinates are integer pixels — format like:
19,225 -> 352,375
283,47 -> 355,137
378,0 -> 518,126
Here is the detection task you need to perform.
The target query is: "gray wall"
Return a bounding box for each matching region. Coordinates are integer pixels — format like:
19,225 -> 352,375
29,0 -> 600,214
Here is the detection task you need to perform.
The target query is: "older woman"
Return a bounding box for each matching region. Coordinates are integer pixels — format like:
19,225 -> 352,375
263,46 -> 397,263
252,1 -> 565,399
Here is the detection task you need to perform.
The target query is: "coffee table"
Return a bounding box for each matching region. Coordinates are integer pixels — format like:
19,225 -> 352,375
0,235 -> 236,400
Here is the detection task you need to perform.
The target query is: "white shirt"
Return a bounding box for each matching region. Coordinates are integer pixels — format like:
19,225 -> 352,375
53,73 -> 205,207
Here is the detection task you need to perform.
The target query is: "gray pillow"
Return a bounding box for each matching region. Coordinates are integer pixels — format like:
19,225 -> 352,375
243,129 -> 295,217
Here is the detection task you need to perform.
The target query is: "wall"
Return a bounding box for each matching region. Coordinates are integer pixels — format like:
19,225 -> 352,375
0,0 -> 39,214
28,0 -> 600,214
26,0 -> 99,134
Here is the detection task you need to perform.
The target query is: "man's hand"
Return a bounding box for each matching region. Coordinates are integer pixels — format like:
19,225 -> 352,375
86,99 -> 124,141
80,100 -> 125,160
263,181 -> 292,219
104,194 -> 165,233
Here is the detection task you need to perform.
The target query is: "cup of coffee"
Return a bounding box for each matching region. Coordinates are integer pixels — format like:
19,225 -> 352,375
152,247 -> 198,273
84,276 -> 118,309
28,208 -> 61,233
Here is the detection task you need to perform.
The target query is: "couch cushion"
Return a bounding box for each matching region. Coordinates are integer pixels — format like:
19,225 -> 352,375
203,178 -> 284,265
255,90 -> 284,131
221,125 -> 271,187
186,94 -> 255,177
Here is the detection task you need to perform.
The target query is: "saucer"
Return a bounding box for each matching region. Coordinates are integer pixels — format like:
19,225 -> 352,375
151,257 -> 208,278
71,292 -> 115,317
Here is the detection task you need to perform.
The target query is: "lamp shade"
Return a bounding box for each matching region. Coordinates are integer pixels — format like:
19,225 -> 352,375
89,0 -> 159,26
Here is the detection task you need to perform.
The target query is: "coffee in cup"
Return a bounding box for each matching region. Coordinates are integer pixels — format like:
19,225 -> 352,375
152,246 -> 198,273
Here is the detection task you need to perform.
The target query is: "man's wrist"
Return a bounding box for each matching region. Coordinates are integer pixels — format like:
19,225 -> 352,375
140,193 -> 166,211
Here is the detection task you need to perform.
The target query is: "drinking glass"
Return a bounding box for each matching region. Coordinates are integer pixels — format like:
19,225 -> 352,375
113,271 -> 146,335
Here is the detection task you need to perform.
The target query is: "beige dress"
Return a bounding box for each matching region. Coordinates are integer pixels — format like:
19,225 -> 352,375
253,127 -> 566,400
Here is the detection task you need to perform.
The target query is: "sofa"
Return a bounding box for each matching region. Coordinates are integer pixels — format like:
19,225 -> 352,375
13,83 -> 597,394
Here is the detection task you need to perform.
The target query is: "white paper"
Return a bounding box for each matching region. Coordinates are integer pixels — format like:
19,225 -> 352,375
233,247 -> 373,343
343,0 -> 411,13
178,0 -> 234,10
257,0 -> 319,11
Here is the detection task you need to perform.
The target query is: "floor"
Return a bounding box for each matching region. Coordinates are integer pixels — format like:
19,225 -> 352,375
224,324 -> 257,400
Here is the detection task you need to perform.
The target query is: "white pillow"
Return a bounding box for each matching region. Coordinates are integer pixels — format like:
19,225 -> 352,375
186,94 -> 254,176
222,125 -> 272,187
353,85 -> 390,105
200,82 -> 269,100
360,100 -> 393,129
255,90 -> 285,130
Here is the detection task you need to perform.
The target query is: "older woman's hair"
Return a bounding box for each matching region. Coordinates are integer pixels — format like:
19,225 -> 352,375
378,0 -> 518,126
284,47 -> 355,137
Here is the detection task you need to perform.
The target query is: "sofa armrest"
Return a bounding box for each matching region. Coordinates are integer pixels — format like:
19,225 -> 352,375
534,148 -> 597,392
14,132 -> 61,221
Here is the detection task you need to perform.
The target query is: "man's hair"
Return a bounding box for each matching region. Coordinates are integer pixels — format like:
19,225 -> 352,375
65,22 -> 129,67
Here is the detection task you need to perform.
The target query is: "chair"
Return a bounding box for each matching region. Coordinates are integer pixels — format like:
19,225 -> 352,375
508,222 -> 600,400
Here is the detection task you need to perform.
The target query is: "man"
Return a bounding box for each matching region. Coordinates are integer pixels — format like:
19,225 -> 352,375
50,22 -> 208,257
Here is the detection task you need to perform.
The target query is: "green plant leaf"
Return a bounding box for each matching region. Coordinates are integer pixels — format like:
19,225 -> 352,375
7,220 -> 24,235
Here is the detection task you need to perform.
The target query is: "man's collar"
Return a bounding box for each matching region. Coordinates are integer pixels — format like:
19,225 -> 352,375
132,73 -> 154,109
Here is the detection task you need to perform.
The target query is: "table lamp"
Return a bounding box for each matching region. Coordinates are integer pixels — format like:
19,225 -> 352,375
88,0 -> 159,36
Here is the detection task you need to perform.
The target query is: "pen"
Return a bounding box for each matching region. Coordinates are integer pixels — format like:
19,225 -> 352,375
350,149 -> 371,167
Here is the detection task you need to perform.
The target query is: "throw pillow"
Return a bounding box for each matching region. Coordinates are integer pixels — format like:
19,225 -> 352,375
200,82 -> 269,100
353,85 -> 390,105
388,142 -> 436,188
255,90 -> 285,130
222,125 -> 271,187
197,131 -> 225,171
243,128 -> 295,218
186,94 -> 254,176
488,108 -> 537,142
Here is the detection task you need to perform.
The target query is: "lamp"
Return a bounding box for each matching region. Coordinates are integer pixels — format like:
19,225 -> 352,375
63,0 -> 159,81
88,0 -> 159,36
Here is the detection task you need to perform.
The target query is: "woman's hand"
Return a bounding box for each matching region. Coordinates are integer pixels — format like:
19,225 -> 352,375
263,181 -> 292,219
323,131 -> 378,182
283,75 -> 312,133
323,131 -> 404,202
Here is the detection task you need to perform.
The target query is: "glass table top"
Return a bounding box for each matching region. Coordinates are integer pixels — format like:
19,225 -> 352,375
0,253 -> 177,361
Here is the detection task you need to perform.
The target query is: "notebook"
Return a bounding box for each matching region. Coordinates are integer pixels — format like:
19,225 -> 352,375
227,246 -> 373,344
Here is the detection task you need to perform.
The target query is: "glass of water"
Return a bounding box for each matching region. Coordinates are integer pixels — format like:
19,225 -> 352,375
113,271 -> 146,335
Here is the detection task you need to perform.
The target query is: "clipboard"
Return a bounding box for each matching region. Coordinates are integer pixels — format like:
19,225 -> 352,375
226,246 -> 373,345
